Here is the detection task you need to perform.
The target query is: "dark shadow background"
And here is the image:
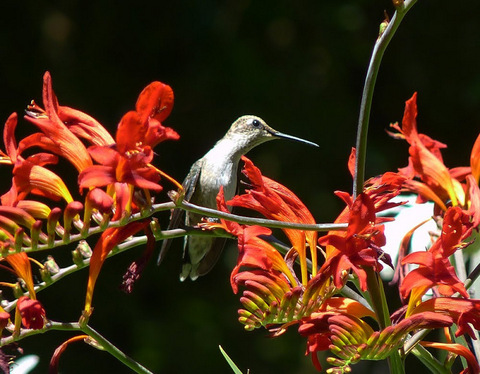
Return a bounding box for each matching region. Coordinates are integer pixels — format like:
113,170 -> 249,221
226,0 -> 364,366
1,1 -> 480,373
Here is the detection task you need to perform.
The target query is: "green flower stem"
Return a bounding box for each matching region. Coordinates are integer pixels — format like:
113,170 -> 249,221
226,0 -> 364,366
364,267 -> 404,374
2,321 -> 153,374
388,351 -> 405,374
353,0 -> 418,198
365,267 -> 390,329
81,323 -> 154,374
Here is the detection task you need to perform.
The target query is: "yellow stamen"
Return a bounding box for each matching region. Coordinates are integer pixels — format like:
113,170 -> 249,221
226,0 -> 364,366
148,163 -> 184,192
29,257 -> 44,270
0,282 -> 18,288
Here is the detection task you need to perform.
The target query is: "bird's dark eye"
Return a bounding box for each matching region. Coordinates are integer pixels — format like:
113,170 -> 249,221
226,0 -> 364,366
251,119 -> 261,128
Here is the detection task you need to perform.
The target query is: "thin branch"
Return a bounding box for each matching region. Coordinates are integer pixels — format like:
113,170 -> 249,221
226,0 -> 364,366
2,321 -> 154,374
178,200 -> 347,232
18,200 -> 347,255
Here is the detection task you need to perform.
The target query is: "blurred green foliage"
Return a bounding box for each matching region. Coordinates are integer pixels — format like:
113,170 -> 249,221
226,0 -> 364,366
1,1 -> 480,373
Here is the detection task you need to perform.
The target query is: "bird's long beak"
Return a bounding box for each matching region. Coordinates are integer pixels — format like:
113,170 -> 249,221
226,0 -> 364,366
272,130 -> 319,147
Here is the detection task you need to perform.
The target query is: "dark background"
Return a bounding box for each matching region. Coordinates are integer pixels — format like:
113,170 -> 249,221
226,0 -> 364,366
1,1 -> 480,373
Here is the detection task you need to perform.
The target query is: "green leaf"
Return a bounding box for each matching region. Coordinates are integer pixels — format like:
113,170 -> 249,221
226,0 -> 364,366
219,345 -> 244,374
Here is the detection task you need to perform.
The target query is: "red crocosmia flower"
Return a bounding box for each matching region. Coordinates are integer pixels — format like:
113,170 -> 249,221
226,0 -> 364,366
84,182 -> 152,312
465,174 -> 480,228
16,296 -> 46,330
214,187 -> 297,293
23,71 -> 114,148
24,72 -> 92,173
388,93 -> 480,215
5,252 -> 37,299
0,114 -> 74,205
6,154 -> 73,205
388,93 -> 460,206
56,105 -> 115,147
228,156 -> 317,285
318,193 -> 391,291
0,113 -> 19,165
78,81 -> 179,193
400,207 -> 471,314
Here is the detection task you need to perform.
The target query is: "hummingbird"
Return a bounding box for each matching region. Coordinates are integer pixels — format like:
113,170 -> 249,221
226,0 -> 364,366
157,115 -> 318,281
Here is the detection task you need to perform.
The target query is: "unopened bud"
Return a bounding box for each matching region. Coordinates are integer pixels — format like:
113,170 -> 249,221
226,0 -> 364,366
47,208 -> 62,246
71,249 -> 84,267
44,256 -> 60,275
63,201 -> 84,243
392,0 -> 404,8
77,240 -> 92,258
149,218 -> 162,240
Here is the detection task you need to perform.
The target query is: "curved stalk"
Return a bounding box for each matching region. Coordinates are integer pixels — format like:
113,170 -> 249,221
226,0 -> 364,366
353,2 -> 418,373
353,0 -> 418,198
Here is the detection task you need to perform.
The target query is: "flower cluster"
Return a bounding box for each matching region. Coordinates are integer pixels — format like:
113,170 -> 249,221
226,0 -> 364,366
0,72 -> 179,337
208,94 -> 480,373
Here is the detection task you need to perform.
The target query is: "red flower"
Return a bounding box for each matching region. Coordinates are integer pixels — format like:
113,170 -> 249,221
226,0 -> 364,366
389,92 -> 480,225
471,133 -> 480,184
318,193 -> 391,290
213,187 -> 297,293
400,207 -> 471,313
0,114 -> 74,205
228,156 -> 317,285
78,81 -> 179,192
24,72 -> 93,173
5,252 -> 37,298
17,296 -> 46,330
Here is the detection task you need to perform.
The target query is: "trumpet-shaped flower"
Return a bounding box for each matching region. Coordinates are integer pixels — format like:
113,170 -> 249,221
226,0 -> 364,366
421,341 -> 480,374
400,206 -> 471,309
0,114 -> 74,205
2,253 -> 46,330
318,193 -> 392,291
24,72 -> 93,173
389,93 -> 480,225
214,186 -> 297,294
228,156 -> 317,285
78,81 -> 179,193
